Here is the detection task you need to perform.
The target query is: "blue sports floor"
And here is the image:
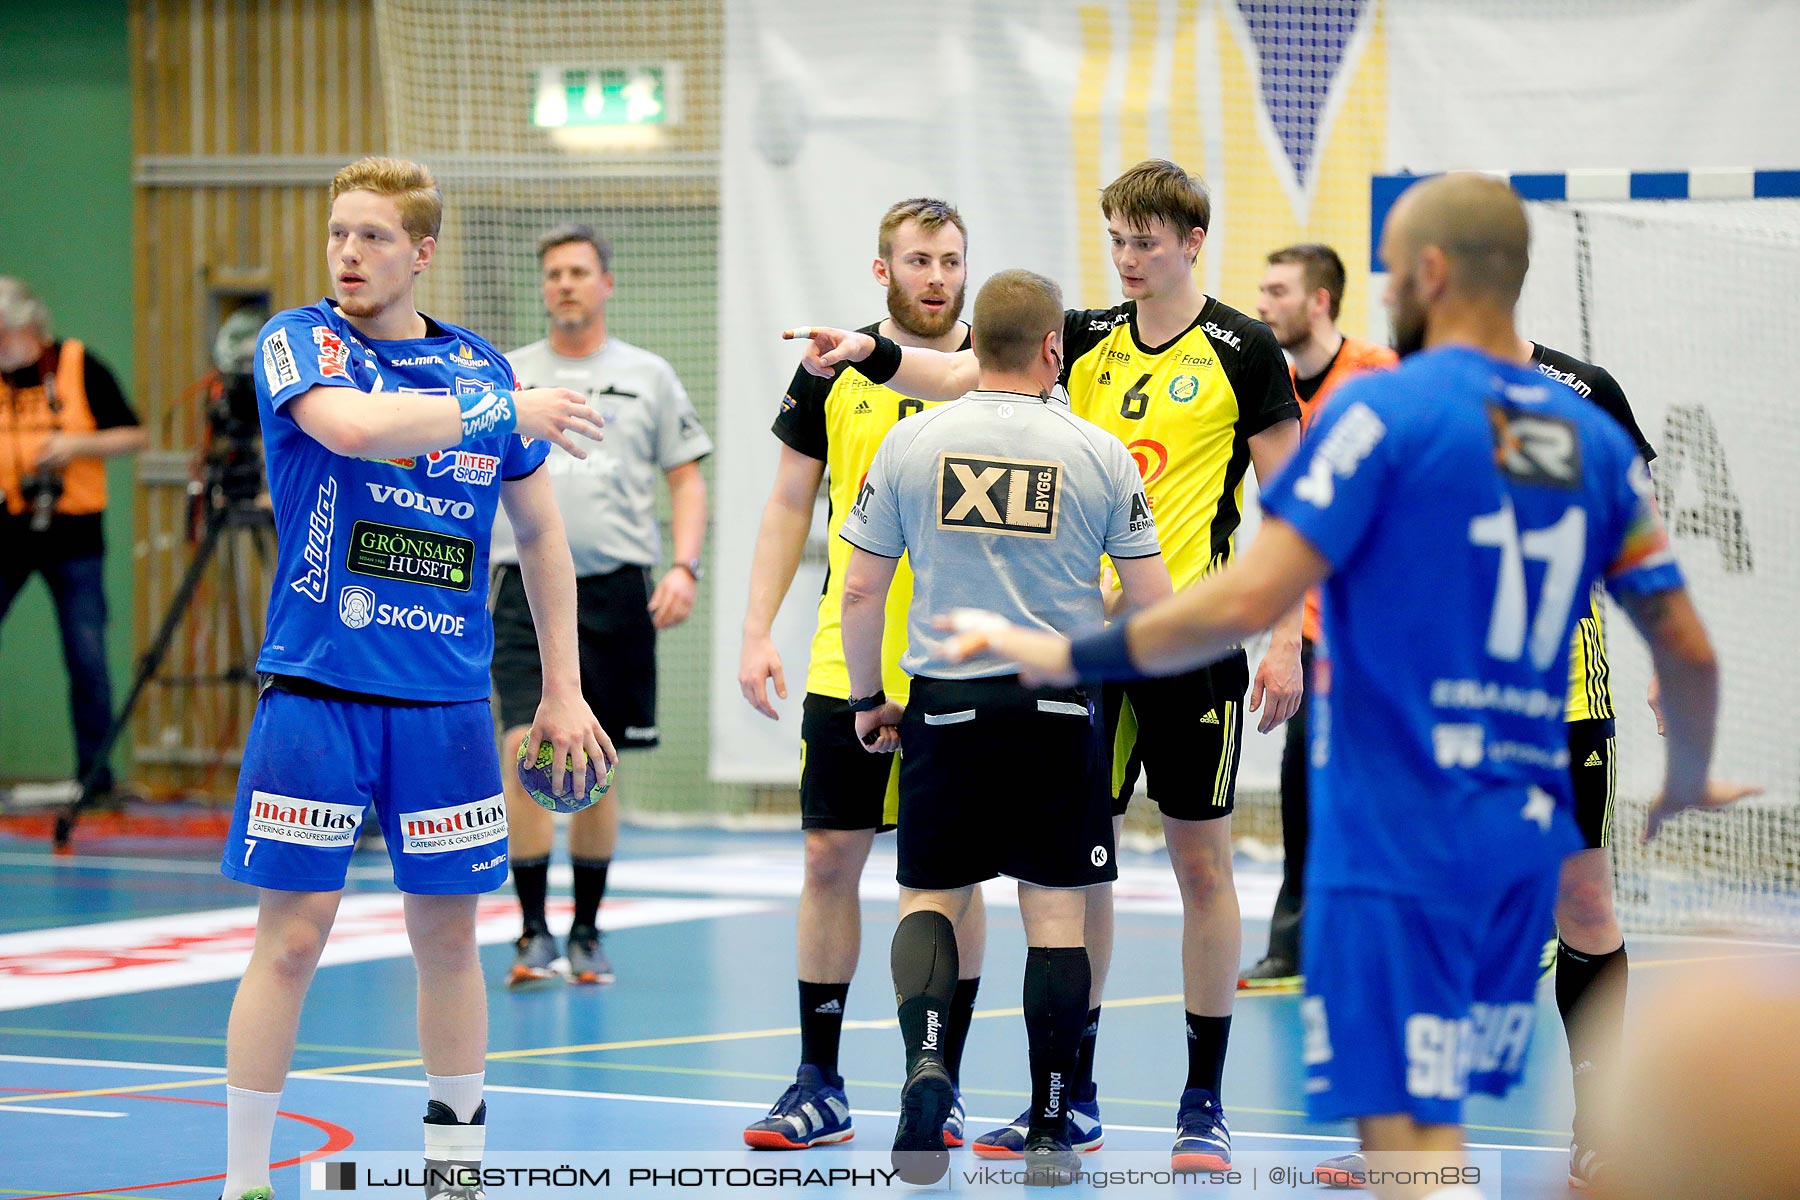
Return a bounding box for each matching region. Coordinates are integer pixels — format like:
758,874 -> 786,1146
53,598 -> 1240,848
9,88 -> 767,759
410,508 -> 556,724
3,824 -> 1796,1198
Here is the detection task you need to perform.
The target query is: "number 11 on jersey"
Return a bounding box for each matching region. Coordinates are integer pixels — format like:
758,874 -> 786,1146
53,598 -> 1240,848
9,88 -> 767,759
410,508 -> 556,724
1469,501 -> 1587,671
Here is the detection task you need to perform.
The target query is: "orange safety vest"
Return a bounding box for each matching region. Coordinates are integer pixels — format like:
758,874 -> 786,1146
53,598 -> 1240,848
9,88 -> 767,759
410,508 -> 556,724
1,339 -> 107,518
1295,335 -> 1398,644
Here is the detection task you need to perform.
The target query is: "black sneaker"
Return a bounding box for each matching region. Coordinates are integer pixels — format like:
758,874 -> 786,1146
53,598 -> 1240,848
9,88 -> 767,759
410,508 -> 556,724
1021,1132 -> 1079,1187
891,1058 -> 954,1185
1237,956 -> 1302,990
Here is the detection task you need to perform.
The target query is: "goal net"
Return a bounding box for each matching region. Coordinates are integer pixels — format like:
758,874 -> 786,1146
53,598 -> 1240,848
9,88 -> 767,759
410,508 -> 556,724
1518,197 -> 1800,934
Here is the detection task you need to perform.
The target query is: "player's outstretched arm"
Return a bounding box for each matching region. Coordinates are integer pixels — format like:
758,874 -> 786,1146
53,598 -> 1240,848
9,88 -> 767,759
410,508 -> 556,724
738,446 -> 827,719
501,469 -> 618,795
782,326 -> 976,400
289,383 -> 603,460
1613,586 -> 1760,839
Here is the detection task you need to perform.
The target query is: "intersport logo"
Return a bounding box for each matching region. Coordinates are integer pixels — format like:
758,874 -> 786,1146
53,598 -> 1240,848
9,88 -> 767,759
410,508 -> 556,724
365,482 -> 475,520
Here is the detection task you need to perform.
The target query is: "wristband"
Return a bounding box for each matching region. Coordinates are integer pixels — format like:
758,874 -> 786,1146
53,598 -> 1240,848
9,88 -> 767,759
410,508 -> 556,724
858,334 -> 903,385
459,389 -> 517,443
1068,622 -> 1141,683
846,689 -> 887,713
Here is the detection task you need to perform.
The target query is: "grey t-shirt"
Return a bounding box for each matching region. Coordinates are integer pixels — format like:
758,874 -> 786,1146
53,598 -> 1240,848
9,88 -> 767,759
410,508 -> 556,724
490,336 -> 712,574
840,390 -> 1159,680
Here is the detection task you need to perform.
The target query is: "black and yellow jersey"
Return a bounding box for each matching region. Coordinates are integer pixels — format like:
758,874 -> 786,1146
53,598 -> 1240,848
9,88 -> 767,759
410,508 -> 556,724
772,322 -> 971,702
1062,299 -> 1299,589
1532,343 -> 1656,723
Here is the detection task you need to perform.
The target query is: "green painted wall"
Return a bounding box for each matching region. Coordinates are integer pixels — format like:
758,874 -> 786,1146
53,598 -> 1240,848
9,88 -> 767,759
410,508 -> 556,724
0,0 -> 135,781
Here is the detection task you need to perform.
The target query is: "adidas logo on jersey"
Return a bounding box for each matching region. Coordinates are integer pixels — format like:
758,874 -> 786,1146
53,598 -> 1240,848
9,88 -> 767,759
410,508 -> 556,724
854,399 -> 873,414
814,998 -> 843,1015
1097,370 -> 1112,387
1200,710 -> 1220,725
1584,750 -> 1604,767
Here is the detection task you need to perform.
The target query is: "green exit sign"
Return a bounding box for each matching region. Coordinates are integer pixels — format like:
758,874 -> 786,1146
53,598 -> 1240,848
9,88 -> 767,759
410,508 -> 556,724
533,64 -> 678,129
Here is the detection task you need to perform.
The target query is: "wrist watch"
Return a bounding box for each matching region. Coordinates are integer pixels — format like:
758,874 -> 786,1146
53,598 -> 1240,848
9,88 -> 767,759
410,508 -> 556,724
846,690 -> 887,713
674,558 -> 704,582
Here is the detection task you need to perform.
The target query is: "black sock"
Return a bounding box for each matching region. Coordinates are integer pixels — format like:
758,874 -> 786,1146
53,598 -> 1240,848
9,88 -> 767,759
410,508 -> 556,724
943,977 -> 980,1087
511,856 -> 550,933
1556,939 -> 1627,1141
1184,1012 -> 1232,1098
798,981 -> 851,1079
892,911 -> 958,1077
571,856 -> 610,930
1024,947 -> 1091,1140
1074,1006 -> 1102,1094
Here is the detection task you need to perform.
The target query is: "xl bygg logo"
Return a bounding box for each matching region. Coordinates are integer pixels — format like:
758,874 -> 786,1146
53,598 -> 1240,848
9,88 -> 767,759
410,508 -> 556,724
935,453 -> 1062,539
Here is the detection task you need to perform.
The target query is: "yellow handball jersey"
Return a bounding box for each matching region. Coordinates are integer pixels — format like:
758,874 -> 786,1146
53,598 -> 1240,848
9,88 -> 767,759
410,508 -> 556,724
1531,343 -> 1657,723
1062,299 -> 1300,590
771,323 -> 970,703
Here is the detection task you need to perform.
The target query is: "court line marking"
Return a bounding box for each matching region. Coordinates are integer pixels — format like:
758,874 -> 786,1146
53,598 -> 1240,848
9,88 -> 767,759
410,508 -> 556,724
0,1104 -> 125,1118
308,1073 -> 1561,1153
0,1051 -> 1568,1145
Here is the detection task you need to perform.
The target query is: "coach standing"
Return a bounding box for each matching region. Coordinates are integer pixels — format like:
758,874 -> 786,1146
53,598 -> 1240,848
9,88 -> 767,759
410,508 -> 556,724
490,223 -> 712,989
835,269 -> 1172,1186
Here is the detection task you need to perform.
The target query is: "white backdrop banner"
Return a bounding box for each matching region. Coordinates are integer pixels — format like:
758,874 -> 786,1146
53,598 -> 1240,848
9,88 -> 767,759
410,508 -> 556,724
711,0 -> 1800,787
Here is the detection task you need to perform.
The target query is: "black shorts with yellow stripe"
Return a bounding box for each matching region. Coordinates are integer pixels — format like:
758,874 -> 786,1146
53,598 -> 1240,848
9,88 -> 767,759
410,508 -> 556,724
1567,716 -> 1617,849
799,692 -> 899,832
1105,649 -> 1250,821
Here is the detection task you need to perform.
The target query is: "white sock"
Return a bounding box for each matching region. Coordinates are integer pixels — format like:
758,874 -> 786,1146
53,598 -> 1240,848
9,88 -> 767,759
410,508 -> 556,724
427,1071 -> 485,1123
223,1084 -> 283,1194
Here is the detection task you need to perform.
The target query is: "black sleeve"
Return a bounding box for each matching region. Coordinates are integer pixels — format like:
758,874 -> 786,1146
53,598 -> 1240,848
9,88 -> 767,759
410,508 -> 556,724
771,362 -> 831,462
82,351 -> 139,429
1234,323 -> 1302,438
1588,367 -> 1655,464
1060,308 -> 1116,387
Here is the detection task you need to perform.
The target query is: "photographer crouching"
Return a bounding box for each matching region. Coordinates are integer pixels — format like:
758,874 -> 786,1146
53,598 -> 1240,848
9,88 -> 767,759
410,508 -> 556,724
0,277 -> 146,800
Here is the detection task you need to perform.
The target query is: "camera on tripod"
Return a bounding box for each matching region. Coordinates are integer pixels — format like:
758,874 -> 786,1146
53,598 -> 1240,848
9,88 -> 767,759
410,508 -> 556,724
193,306 -> 269,515
20,467 -> 63,533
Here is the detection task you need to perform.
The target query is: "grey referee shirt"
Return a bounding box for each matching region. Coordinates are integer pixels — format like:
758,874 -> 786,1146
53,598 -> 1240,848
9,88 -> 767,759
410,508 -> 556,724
840,390 -> 1159,681
490,336 -> 713,575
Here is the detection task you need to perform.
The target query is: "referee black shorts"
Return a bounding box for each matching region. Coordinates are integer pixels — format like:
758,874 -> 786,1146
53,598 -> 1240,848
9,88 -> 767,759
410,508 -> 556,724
1566,716 -> 1617,849
895,674 -> 1116,892
799,692 -> 899,832
1105,648 -> 1250,821
490,563 -> 660,749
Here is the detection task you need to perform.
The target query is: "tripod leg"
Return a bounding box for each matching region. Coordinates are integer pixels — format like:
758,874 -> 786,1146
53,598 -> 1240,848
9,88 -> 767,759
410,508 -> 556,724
55,508 -> 231,849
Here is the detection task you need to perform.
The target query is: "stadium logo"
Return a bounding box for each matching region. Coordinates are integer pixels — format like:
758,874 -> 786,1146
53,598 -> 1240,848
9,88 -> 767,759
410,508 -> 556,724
364,482 -> 475,520
402,795 -> 507,854
1127,438 -> 1169,484
246,791 -> 363,848
1168,374 -> 1200,403
1201,322 -> 1242,351
338,585 -> 376,629
289,478 -> 337,603
425,450 -> 500,487
936,453 -> 1061,539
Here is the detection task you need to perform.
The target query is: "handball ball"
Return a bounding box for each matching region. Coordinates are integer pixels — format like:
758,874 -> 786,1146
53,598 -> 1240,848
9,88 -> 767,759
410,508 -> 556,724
516,738 -> 613,814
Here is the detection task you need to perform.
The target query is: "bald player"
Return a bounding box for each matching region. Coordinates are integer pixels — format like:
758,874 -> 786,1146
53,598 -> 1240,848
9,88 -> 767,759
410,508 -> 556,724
928,173 -> 1753,1200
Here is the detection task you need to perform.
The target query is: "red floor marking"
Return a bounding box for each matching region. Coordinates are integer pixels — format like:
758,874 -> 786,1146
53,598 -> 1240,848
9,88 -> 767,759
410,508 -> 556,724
9,1089 -> 353,1199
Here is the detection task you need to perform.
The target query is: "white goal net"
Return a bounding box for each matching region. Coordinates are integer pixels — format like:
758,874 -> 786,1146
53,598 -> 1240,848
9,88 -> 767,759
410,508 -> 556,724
1519,197 -> 1800,934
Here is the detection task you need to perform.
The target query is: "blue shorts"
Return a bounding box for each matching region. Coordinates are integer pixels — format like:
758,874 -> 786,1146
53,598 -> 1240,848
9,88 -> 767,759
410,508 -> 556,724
1300,872 -> 1559,1126
221,689 -> 508,895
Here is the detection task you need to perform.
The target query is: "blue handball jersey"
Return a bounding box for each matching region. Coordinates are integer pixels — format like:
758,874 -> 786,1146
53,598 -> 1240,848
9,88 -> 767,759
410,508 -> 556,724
254,300 -> 549,701
1260,345 -> 1682,902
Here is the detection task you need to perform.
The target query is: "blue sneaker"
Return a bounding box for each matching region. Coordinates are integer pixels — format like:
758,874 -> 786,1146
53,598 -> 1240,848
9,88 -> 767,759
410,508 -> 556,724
943,1090 -> 966,1147
1171,1088 -> 1231,1171
744,1065 -> 854,1150
1314,1151 -> 1368,1189
972,1082 -> 1103,1159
